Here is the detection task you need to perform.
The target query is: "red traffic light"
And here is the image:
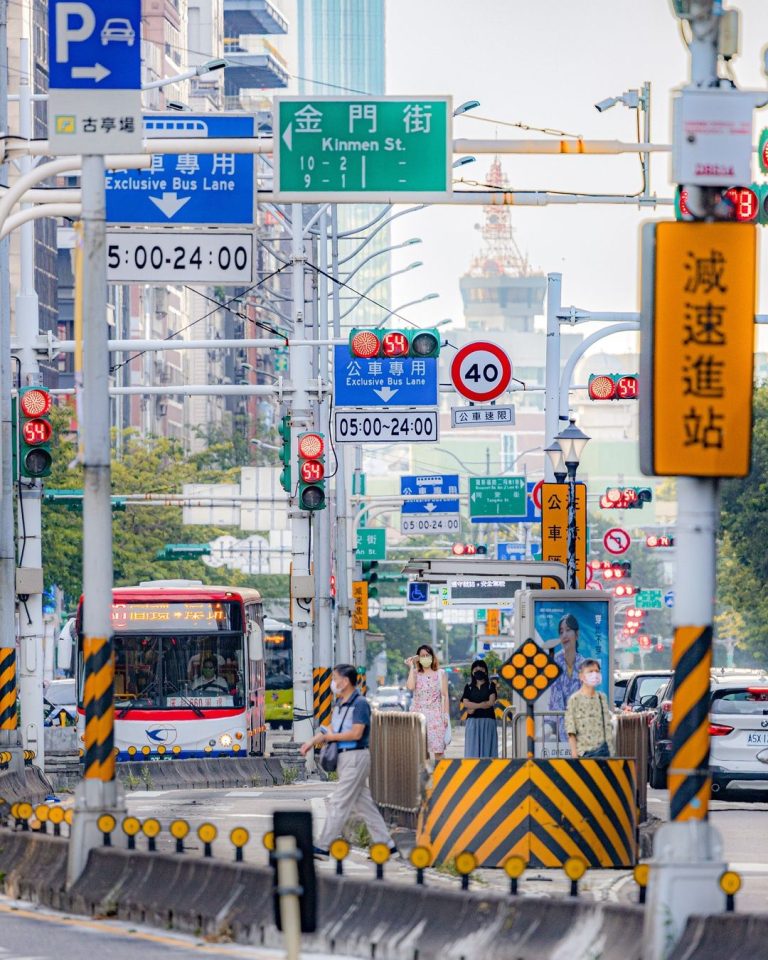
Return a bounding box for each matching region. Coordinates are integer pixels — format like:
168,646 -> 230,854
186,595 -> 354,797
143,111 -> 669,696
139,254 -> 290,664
616,375 -> 638,399
300,459 -> 324,483
298,433 -> 324,459
349,329 -> 381,359
381,331 -> 409,357
724,186 -> 759,222
638,635 -> 651,648
646,535 -> 674,548
588,375 -> 616,400
19,388 -> 52,418
22,419 -> 52,445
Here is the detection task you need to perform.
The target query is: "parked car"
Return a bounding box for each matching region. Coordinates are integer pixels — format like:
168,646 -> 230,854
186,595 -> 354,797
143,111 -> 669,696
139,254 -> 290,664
370,685 -> 410,711
613,672 -> 631,708
645,671 -> 768,792
620,670 -> 672,712
43,678 -> 77,727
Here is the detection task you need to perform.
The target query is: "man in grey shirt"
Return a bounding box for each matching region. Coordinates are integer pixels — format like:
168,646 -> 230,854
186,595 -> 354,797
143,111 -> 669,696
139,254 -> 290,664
300,663 -> 398,858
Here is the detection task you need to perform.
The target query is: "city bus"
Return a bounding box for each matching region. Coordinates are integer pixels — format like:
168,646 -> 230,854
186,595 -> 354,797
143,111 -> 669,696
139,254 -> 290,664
76,580 -> 267,760
264,617 -> 293,728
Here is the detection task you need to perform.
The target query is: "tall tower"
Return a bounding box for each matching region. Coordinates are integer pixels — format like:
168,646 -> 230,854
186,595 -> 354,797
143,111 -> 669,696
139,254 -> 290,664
460,158 -> 546,334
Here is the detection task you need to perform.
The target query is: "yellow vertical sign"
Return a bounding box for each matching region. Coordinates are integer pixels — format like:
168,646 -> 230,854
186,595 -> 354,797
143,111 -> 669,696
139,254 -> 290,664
486,609 -> 500,636
352,580 -> 368,630
643,221 -> 756,478
540,482 -> 587,589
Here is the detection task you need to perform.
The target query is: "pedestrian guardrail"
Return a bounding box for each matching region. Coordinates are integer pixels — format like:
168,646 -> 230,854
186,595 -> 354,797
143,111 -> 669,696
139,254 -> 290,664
369,709 -> 428,828
615,711 -> 650,821
501,706 -> 570,758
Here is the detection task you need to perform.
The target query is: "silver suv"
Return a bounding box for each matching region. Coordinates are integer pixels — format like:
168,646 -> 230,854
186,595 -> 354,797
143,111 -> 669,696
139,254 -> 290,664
709,673 -> 768,795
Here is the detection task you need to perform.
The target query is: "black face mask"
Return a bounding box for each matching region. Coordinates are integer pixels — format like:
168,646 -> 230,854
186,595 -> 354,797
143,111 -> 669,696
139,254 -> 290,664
473,671 -> 487,681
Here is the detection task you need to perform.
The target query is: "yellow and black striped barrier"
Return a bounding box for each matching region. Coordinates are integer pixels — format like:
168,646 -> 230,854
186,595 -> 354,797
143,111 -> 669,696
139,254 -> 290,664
0,648 -> 17,730
357,666 -> 367,696
668,625 -> 712,822
417,758 -> 638,869
82,635 -> 115,782
313,667 -> 333,730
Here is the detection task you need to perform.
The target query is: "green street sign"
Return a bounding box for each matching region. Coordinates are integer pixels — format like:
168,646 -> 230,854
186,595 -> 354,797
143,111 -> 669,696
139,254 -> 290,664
274,96 -> 451,202
469,476 -> 527,520
636,589 -> 663,610
356,528 -> 386,561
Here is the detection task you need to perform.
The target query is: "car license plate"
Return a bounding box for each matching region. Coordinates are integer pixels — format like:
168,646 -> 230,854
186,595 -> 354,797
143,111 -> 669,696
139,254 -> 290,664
746,732 -> 768,745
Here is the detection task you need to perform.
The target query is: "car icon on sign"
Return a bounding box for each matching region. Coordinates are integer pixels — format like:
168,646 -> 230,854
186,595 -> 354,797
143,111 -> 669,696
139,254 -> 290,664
101,18 -> 136,46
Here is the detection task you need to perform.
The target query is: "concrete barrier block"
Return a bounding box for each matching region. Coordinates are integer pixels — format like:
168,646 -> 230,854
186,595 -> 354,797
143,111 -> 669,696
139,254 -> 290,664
675,914 -> 768,960
0,765 -> 55,805
0,831 -> 68,907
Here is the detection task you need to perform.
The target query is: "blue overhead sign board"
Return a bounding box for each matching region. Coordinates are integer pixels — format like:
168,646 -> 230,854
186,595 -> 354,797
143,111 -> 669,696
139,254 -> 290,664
400,474 -> 459,496
105,115 -> 257,225
334,346 -> 438,408
49,0 -> 142,89
497,542 -> 526,561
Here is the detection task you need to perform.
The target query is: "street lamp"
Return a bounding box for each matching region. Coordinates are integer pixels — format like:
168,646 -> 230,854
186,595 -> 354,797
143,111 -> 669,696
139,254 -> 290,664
374,292 -> 440,328
544,440 -> 567,484
552,419 -> 590,589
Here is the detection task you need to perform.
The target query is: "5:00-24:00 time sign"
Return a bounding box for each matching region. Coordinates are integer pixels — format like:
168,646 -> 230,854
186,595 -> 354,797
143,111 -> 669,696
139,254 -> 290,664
106,233 -> 254,284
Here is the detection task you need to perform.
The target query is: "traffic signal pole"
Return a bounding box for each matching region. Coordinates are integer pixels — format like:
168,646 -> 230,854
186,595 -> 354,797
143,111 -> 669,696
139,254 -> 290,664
289,205 -> 315,752
67,154 -> 125,886
642,4 -> 725,958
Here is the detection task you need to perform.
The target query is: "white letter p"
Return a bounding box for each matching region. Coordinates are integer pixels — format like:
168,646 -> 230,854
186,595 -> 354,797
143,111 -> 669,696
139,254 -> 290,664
55,3 -> 96,63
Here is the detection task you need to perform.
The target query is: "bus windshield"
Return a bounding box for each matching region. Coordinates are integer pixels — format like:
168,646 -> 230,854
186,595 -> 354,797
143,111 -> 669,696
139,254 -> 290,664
265,629 -> 292,690
112,633 -> 245,709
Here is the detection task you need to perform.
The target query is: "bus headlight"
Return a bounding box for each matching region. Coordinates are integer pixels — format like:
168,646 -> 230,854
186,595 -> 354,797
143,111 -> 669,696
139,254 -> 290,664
219,733 -> 233,747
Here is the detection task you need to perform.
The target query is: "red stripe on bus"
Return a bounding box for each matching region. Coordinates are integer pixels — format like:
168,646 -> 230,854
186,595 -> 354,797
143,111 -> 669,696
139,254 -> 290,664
77,707 -> 243,721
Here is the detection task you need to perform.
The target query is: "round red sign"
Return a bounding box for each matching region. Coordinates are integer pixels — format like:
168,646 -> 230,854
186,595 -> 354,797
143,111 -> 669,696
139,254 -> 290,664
450,341 -> 512,403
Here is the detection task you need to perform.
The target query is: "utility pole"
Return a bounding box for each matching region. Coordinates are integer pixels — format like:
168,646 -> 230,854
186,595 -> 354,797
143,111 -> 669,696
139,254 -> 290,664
642,3 -> 727,957
289,204 -> 315,751
14,38 -> 45,769
0,0 -> 21,768
544,272 -> 562,482
67,152 -> 125,885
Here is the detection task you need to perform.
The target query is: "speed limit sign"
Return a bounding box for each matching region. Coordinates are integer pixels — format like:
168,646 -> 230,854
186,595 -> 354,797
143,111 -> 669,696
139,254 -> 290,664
450,341 -> 512,402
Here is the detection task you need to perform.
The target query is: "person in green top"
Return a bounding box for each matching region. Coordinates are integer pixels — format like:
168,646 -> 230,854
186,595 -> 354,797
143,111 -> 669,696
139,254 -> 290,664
565,659 -> 613,759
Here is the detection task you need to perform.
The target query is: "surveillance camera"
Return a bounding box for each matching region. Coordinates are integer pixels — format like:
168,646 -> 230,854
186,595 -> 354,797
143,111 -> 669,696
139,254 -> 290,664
595,97 -> 618,113
166,100 -> 191,112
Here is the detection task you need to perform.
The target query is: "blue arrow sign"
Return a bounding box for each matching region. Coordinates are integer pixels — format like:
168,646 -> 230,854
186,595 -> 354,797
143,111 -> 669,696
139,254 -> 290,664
400,474 -> 459,496
105,115 -> 256,225
49,0 -> 141,90
334,345 -> 438,407
664,590 -> 675,608
401,499 -> 460,515
408,581 -> 430,604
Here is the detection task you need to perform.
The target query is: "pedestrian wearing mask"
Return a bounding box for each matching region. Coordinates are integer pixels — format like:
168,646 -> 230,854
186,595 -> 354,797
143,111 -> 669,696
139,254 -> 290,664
300,663 -> 397,859
460,660 -> 498,758
406,645 -> 449,760
565,659 -> 614,759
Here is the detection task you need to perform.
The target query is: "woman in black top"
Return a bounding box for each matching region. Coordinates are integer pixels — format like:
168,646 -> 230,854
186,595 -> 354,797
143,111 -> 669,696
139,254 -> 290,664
460,659 -> 499,758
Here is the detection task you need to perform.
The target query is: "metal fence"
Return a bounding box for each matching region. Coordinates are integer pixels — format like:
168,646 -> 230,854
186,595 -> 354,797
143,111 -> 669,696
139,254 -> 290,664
615,711 -> 649,822
369,710 -> 429,828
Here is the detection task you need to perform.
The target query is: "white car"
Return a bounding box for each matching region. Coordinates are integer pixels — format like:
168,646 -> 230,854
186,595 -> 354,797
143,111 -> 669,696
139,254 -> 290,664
709,674 -> 768,795
101,18 -> 136,46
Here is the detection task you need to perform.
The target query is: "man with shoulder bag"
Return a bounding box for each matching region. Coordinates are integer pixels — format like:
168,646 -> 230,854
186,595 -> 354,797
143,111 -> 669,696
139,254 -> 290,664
300,663 -> 398,860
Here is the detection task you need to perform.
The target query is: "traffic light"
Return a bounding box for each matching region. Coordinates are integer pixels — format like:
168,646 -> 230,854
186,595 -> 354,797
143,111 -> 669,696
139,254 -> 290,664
297,432 -> 326,511
675,183 -> 768,225
614,584 -> 637,598
600,487 -> 652,509
362,560 -> 379,599
18,386 -> 52,479
760,129 -> 768,175
601,561 -> 631,580
587,374 -> 639,401
638,635 -> 652,649
278,415 -> 291,493
646,535 -> 675,548
450,543 -> 488,555
348,327 -> 441,359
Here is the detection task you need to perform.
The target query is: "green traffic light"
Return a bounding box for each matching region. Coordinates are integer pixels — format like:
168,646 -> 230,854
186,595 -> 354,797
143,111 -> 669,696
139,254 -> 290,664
409,328 -> 440,358
277,415 -> 292,493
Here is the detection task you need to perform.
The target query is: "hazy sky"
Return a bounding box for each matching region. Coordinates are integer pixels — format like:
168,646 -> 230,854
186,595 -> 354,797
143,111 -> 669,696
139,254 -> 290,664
384,0 -> 768,334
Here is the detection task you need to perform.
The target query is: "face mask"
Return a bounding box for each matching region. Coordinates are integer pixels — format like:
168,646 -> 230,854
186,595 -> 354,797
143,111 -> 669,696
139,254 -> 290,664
330,680 -> 340,695
419,656 -> 433,669
202,667 -> 214,679
584,671 -> 601,687
473,671 -> 487,681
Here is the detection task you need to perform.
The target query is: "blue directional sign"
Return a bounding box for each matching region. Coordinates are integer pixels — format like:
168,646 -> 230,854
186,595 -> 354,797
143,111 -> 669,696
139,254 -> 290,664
400,474 -> 459,496
49,0 -> 141,90
664,590 -> 675,608
408,581 -> 430,604
334,346 -> 438,407
497,542 -> 526,561
105,115 -> 256,226
402,499 -> 460,515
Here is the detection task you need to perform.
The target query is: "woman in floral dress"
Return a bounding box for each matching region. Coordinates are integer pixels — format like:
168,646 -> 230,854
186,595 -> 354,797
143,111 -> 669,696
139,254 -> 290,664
406,644 -> 449,760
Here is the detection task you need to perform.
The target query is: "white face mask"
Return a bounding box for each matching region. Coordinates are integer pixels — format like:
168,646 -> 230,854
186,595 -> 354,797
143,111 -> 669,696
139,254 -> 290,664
330,680 -> 341,695
584,671 -> 602,687
419,656 -> 433,669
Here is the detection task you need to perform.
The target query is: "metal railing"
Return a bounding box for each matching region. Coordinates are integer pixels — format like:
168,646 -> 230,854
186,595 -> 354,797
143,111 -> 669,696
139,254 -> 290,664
615,712 -> 649,822
369,710 -> 428,828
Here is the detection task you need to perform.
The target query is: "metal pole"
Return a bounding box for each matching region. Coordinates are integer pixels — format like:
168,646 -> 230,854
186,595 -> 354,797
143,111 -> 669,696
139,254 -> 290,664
14,38 -> 44,770
331,205 -> 351,662
643,4 -> 725,956
275,835 -> 302,960
67,155 -> 124,886
544,273 -> 562,482
566,467 -> 577,590
289,204 -> 314,751
0,0 -> 20,766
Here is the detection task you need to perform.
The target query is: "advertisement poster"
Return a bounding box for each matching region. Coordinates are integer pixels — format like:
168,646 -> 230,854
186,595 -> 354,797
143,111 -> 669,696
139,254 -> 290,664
530,597 -> 612,757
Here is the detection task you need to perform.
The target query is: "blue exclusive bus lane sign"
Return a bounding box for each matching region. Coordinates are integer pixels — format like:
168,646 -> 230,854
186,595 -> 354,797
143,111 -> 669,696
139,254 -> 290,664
48,0 -> 142,154
333,345 -> 437,407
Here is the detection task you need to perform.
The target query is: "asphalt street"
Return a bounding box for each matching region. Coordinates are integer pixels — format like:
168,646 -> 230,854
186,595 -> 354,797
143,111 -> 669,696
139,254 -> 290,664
0,897 -> 352,960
